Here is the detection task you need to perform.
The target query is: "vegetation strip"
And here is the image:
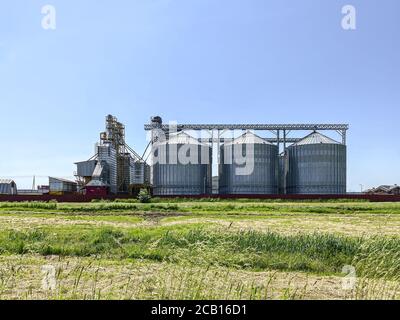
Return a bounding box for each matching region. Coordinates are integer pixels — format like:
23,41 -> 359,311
0,226 -> 398,276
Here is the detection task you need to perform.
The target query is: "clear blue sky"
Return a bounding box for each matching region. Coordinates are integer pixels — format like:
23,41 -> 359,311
0,0 -> 399,191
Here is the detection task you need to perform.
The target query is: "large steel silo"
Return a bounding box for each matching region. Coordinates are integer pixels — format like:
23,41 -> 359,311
286,131 -> 346,194
152,132 -> 212,195
219,131 -> 278,194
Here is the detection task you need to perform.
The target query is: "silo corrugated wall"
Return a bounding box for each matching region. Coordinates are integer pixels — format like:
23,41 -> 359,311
97,143 -> 117,194
130,161 -> 150,185
286,135 -> 347,194
152,133 -> 212,195
219,132 -> 278,195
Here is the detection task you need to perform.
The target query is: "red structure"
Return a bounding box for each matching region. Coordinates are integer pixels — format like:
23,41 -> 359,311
85,186 -> 108,197
1,193 -> 400,203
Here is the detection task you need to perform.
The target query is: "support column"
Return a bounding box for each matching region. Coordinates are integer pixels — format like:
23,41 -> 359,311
342,130 -> 347,145
283,129 -> 287,151
277,130 -> 280,153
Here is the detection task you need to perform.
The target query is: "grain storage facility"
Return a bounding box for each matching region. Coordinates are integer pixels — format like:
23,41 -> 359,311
286,131 -> 346,194
0,179 -> 17,195
145,117 -> 349,196
219,131 -> 278,194
152,132 -> 212,195
75,115 -> 149,195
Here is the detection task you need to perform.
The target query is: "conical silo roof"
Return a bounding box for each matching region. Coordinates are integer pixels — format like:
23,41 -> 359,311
159,132 -> 204,145
224,131 -> 273,145
292,131 -> 340,146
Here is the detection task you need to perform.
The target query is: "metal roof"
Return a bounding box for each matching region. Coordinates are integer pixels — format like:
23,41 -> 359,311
159,132 -> 205,146
292,131 -> 340,146
224,131 -> 273,146
86,179 -> 108,187
373,185 -> 399,192
74,159 -> 97,165
0,179 -> 15,185
49,177 -> 77,184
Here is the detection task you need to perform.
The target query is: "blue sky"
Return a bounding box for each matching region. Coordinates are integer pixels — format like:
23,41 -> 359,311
0,0 -> 399,191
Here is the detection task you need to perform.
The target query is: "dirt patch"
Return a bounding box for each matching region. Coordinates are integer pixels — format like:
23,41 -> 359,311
0,215 -> 144,230
0,212 -> 190,231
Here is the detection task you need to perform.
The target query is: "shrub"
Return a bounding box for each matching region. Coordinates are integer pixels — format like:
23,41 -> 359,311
138,189 -> 151,203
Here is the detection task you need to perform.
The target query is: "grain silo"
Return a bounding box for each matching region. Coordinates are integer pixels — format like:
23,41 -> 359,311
286,131 -> 346,194
97,142 -> 117,194
130,161 -> 150,185
219,131 -> 278,194
152,132 -> 212,195
118,153 -> 132,192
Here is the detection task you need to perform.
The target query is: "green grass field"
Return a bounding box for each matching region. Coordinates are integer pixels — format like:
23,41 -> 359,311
0,200 -> 399,300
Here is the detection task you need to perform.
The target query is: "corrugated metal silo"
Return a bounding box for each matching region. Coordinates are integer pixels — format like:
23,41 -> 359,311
286,131 -> 346,194
219,131 -> 278,194
117,153 -> 132,192
152,132 -> 212,195
130,161 -> 150,185
97,142 -> 117,194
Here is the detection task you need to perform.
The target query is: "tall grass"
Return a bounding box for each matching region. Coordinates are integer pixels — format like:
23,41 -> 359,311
348,238 -> 400,299
1,227 -> 399,276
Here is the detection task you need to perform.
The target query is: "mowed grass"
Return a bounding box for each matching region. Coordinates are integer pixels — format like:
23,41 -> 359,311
0,200 -> 399,299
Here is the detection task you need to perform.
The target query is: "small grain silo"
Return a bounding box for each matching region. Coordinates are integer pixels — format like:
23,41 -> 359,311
130,160 -> 150,185
117,153 -> 132,192
152,132 -> 212,195
286,131 -> 346,194
219,131 -> 278,194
